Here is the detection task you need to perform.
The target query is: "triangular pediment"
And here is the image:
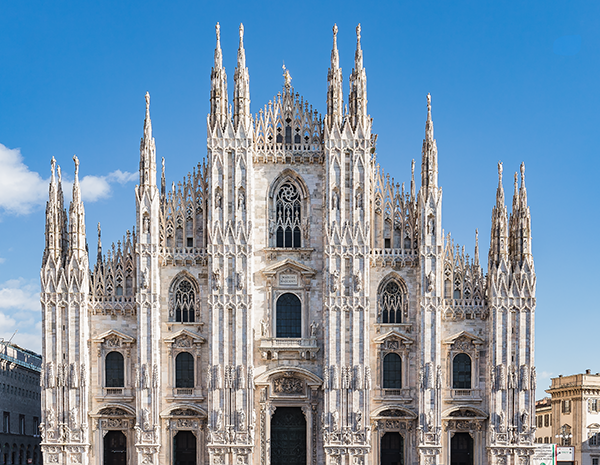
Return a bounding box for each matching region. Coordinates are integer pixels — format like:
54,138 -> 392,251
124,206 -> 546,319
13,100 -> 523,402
164,329 -> 205,345
92,329 -> 135,344
373,330 -> 414,346
262,258 -> 316,277
588,423 -> 600,429
443,330 -> 484,346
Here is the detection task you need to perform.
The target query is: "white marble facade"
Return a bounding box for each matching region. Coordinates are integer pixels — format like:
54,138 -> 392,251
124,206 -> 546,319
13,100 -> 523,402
39,23 -> 537,465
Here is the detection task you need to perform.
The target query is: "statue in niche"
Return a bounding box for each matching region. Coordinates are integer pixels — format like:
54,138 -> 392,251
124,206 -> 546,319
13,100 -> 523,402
215,190 -> 222,209
260,319 -> 269,337
356,191 -> 363,209
332,411 -> 340,431
141,269 -> 148,289
427,216 -> 435,235
236,270 -> 245,290
310,320 -> 318,337
332,191 -> 340,211
143,215 -> 150,234
212,269 -> 221,290
238,190 -> 246,210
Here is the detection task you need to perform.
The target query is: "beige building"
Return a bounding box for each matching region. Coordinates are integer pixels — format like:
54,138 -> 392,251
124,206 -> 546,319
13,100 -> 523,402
39,24 -> 537,465
535,397 -> 552,444
545,371 -> 600,465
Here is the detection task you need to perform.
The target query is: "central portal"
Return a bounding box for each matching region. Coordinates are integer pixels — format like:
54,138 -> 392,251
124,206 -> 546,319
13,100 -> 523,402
103,431 -> 126,465
381,432 -> 404,465
451,432 -> 473,465
174,431 -> 196,465
271,407 -> 306,465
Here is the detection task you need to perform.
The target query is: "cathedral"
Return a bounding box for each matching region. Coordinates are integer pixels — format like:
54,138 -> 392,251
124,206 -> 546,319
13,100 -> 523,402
39,23 -> 537,465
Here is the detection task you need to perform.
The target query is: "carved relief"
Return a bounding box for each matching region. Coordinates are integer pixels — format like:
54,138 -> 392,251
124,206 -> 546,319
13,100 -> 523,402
273,375 -> 303,394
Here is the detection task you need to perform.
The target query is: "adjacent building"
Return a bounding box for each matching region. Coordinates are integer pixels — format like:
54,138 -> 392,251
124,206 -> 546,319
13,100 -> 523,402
544,371 -> 600,465
0,341 -> 42,464
535,397 -> 552,444
39,24 -> 537,465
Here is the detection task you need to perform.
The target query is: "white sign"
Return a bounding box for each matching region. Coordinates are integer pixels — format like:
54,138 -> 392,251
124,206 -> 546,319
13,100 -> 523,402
556,447 -> 574,462
279,274 -> 298,286
532,444 -> 555,465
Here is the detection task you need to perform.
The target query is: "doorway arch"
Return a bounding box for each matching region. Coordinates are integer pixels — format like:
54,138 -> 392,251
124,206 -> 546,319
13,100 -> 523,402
174,431 -> 196,465
103,430 -> 126,465
451,432 -> 473,465
270,407 -> 306,465
381,432 -> 404,465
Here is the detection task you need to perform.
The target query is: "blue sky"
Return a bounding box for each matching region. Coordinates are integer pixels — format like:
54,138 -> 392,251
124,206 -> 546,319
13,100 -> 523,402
0,0 -> 598,399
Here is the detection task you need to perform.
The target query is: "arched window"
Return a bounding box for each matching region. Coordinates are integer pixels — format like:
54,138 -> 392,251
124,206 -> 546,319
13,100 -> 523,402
275,183 -> 301,248
174,279 -> 195,323
105,351 -> 124,387
380,280 -> 405,324
175,352 -> 194,388
383,353 -> 402,389
276,293 -> 301,338
452,353 -> 472,389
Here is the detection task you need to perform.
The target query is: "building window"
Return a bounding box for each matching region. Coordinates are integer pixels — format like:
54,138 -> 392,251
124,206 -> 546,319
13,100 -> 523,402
544,437 -> 550,444
383,353 -> 402,389
173,279 -> 196,323
175,352 -> 194,388
275,182 -> 301,248
105,351 -> 124,387
452,353 -> 472,389
19,415 -> 25,435
3,412 -> 9,433
537,416 -> 543,428
379,280 -> 405,324
592,458 -> 598,465
592,399 -> 599,413
562,400 -> 572,414
33,417 -> 39,437
276,293 -> 302,338
590,433 -> 598,446
545,414 -> 549,427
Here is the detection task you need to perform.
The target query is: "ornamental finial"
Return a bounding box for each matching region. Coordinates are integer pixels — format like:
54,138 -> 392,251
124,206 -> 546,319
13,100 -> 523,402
282,62 -> 292,88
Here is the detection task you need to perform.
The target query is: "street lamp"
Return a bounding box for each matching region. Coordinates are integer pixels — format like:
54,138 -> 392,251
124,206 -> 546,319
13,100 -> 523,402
556,424 -> 573,446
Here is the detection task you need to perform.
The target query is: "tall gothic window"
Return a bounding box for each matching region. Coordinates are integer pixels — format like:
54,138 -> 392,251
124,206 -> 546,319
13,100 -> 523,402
175,352 -> 194,388
383,353 -> 402,389
174,279 -> 195,323
275,183 -> 301,248
452,353 -> 472,389
105,351 -> 124,387
276,293 -> 301,338
380,281 -> 404,324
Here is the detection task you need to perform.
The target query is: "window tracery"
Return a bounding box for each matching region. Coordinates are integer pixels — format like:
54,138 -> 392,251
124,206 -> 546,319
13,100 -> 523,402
275,183 -> 302,248
379,280 -> 406,324
169,276 -> 198,323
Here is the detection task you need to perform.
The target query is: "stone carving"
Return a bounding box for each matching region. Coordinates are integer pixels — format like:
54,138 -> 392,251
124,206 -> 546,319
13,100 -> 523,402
224,365 -> 234,389
273,376 -> 303,394
310,320 -> 318,337
364,366 -> 372,389
354,272 -> 363,292
237,365 -> 245,390
498,364 -> 506,390
531,366 -> 536,391
332,411 -> 340,431
260,318 -> 269,337
236,270 -> 245,290
330,269 -> 339,293
70,363 -> 79,388
141,364 -> 149,389
520,364 -> 529,391
141,269 -> 149,289
342,366 -> 352,389
212,268 -> 221,290
508,365 -> 517,389
332,365 -> 340,390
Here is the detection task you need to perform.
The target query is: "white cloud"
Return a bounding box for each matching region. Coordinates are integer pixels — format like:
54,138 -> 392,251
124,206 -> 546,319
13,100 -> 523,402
0,143 -> 48,215
0,143 -> 139,214
0,278 -> 40,312
0,258 -> 5,264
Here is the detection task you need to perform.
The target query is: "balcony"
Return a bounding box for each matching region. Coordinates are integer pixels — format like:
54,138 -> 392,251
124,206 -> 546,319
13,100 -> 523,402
259,337 -> 319,361
444,388 -> 483,403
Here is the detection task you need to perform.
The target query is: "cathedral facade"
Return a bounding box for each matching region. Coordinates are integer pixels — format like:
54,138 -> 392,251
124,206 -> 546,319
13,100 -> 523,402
39,23 -> 537,465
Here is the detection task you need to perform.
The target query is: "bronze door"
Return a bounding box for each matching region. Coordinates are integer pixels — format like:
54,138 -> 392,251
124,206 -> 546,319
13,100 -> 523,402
381,432 -> 404,465
104,431 -> 127,465
451,432 -> 473,465
174,431 -> 197,465
271,407 -> 306,465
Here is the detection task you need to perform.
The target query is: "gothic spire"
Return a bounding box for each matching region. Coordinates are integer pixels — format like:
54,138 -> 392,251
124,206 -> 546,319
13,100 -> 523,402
160,157 -> 166,199
509,162 -> 533,269
420,93 -> 438,194
69,155 -> 87,259
210,22 -> 228,131
234,23 -> 251,132
139,92 -> 156,188
326,24 -> 343,130
410,159 -> 416,201
349,24 -> 368,131
474,228 -> 480,268
96,222 -> 103,266
488,161 -> 509,271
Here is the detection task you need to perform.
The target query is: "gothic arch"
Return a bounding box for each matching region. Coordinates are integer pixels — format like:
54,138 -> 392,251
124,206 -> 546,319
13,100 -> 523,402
254,366 -> 323,388
268,169 -> 309,200
371,405 -> 418,420
168,271 -> 200,322
160,403 -> 208,419
93,403 -> 136,416
377,273 -> 409,324
442,406 -> 488,420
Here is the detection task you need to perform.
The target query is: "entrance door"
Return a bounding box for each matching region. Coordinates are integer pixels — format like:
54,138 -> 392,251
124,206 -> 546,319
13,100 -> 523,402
271,407 -> 306,465
174,431 -> 197,465
104,431 -> 127,465
381,432 -> 404,465
451,432 -> 473,465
